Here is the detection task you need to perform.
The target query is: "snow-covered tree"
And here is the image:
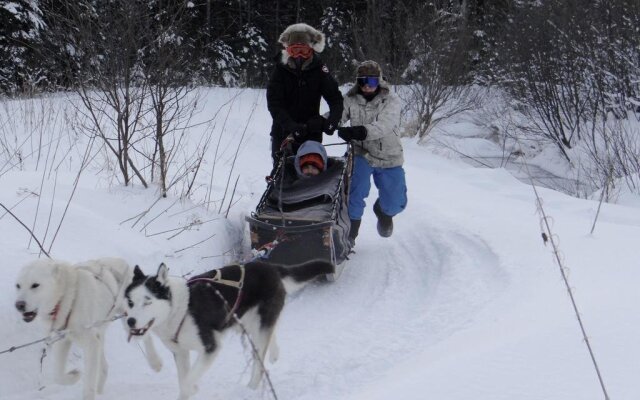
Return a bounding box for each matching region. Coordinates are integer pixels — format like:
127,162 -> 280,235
199,39 -> 242,87
0,0 -> 44,94
319,6 -> 354,82
235,23 -> 269,87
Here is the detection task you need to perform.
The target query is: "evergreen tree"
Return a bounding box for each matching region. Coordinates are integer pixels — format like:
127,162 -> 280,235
235,23 -> 269,87
0,0 -> 44,94
320,6 -> 354,82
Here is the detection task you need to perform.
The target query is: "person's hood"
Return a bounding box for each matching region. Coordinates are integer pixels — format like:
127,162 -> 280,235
278,23 -> 325,65
294,140 -> 328,177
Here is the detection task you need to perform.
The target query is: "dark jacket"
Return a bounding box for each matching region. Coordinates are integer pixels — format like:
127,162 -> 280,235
266,53 -> 343,146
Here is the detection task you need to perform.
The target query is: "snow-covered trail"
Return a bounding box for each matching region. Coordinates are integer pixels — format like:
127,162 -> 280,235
249,215 -> 491,396
272,217 -> 509,400
185,159 -> 515,400
99,151 -> 513,400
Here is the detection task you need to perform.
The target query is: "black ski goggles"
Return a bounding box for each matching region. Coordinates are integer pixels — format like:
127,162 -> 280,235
356,76 -> 380,88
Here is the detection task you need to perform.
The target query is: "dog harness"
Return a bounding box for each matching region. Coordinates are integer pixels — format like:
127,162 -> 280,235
48,301 -> 73,331
48,272 -> 81,332
172,265 -> 246,344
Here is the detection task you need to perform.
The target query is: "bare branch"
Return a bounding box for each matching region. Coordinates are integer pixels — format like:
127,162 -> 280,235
0,202 -> 51,259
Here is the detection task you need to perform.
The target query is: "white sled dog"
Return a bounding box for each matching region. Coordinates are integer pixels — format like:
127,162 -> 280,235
125,259 -> 334,400
14,258 -> 162,400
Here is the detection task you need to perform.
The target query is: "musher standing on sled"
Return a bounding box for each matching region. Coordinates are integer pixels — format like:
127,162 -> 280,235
338,60 -> 408,247
266,23 -> 343,166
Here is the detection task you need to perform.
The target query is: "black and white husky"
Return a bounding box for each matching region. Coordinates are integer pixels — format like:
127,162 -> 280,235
124,259 -> 333,400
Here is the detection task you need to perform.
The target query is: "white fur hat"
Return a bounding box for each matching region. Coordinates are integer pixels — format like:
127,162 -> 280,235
278,23 -> 326,53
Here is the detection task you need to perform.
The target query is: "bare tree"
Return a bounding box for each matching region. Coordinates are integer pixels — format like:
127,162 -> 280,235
401,2 -> 479,139
53,0 -> 152,187
506,23 -> 594,161
138,2 -> 202,197
581,115 -> 640,202
51,1 -> 213,198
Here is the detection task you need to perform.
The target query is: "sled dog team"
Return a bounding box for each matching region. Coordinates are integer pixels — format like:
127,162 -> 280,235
14,257 -> 333,400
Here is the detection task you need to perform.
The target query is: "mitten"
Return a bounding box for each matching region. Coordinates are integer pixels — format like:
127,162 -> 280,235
337,126 -> 368,142
291,123 -> 308,142
306,116 -> 325,135
322,118 -> 337,135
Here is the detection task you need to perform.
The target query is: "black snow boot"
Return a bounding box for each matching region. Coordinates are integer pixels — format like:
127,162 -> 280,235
348,219 -> 361,248
373,199 -> 393,238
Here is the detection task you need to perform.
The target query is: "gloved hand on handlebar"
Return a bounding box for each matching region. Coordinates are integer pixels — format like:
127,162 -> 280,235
337,126 -> 367,142
322,117 -> 337,135
306,116 -> 337,136
306,116 -> 325,135
284,122 -> 308,143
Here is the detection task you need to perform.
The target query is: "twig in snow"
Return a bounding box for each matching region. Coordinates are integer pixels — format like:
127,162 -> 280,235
224,175 -> 240,218
120,196 -> 163,227
46,135 -> 96,254
218,93 -> 259,214
174,233 -> 217,254
0,202 -> 51,259
590,165 -> 613,235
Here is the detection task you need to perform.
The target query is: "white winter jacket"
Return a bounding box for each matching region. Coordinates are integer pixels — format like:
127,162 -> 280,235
340,82 -> 404,168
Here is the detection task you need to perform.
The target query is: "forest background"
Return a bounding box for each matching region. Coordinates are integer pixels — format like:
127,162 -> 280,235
2,0 -> 640,197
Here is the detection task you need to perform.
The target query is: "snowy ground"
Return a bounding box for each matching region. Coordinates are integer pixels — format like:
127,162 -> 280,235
1,88 -> 639,400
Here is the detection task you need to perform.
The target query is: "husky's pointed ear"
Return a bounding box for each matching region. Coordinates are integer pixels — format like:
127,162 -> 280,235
50,261 -> 63,281
133,265 -> 146,282
156,263 -> 168,285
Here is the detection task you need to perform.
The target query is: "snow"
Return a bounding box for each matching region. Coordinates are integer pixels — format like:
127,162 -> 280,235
1,88 -> 640,400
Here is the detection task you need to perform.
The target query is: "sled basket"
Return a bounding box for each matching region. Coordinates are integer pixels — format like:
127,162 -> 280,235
246,144 -> 353,268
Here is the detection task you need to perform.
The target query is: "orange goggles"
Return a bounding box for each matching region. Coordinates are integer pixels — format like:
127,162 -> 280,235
286,44 -> 313,59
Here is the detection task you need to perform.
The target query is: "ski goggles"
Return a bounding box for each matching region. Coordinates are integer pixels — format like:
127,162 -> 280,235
356,76 -> 380,88
286,44 -> 313,59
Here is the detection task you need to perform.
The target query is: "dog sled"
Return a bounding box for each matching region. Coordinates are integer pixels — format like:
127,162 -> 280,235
245,143 -> 353,280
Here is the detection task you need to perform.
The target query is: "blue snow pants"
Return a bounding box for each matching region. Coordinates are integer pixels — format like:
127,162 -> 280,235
349,155 -> 408,220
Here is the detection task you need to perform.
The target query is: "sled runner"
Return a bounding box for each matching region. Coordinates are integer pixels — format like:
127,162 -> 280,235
246,143 -> 353,280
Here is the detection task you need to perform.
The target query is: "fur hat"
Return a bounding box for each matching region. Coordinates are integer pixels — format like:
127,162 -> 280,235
347,60 -> 389,97
278,23 -> 326,53
356,60 -> 382,77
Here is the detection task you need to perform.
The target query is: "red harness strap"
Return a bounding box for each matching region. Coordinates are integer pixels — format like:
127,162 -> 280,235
49,303 -> 61,320
49,301 -> 73,330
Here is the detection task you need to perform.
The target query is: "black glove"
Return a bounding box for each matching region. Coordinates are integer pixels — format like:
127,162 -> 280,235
323,118 -> 337,135
306,116 -> 325,135
293,124 -> 309,142
337,126 -> 367,142
284,122 -> 308,143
